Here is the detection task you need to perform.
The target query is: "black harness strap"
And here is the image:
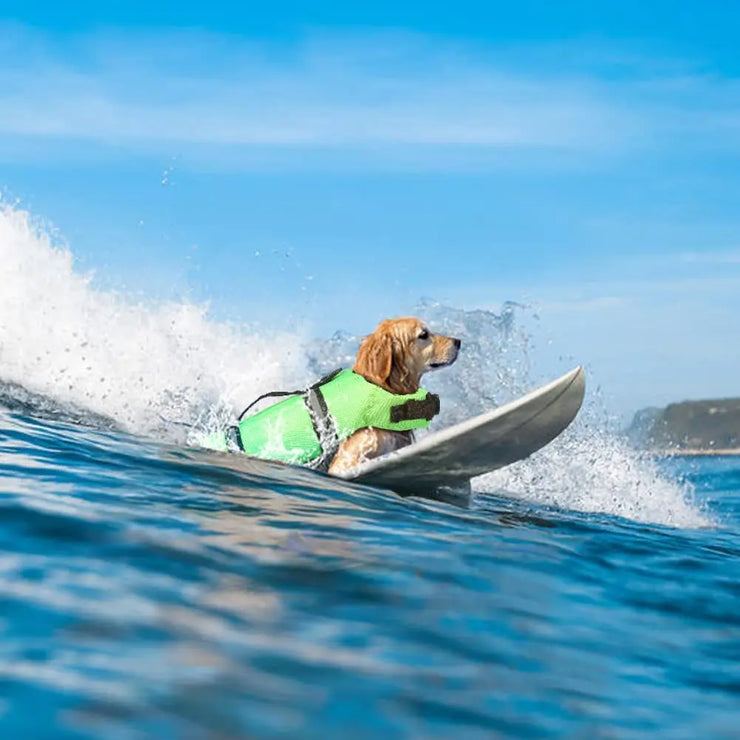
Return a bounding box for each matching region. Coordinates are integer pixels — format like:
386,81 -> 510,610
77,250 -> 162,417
237,368 -> 343,422
390,393 -> 440,423
238,389 -> 302,421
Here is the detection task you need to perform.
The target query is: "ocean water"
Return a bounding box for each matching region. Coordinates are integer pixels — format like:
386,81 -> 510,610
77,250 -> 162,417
1,204 -> 739,738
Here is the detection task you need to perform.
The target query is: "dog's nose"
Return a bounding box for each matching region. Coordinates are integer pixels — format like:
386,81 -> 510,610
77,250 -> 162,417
453,338 -> 461,349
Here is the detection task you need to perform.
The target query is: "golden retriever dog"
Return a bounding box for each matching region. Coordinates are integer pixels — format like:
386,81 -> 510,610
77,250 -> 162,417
328,317 -> 460,475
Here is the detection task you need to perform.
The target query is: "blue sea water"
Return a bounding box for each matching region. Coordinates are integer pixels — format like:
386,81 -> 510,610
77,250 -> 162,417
1,409 -> 738,739
1,204 -> 738,737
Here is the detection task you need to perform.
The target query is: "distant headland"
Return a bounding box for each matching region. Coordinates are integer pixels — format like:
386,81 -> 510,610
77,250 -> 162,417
627,398 -> 740,455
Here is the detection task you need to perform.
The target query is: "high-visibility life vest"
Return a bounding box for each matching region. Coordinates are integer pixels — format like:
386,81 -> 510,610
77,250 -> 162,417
203,369 -> 439,468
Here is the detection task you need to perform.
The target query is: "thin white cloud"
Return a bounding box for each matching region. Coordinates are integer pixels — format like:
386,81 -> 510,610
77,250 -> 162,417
0,25 -> 738,171
679,249 -> 740,265
0,25 -> 646,155
474,272 -> 740,309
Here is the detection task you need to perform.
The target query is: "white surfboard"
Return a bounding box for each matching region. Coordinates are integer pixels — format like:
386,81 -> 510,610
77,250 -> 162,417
341,366 -> 585,496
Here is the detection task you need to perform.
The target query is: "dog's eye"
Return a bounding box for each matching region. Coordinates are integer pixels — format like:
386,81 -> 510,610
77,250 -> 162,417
418,329 -> 430,340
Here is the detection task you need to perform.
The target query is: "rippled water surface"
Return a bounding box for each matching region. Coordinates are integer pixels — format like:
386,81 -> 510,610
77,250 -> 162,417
1,410 -> 738,739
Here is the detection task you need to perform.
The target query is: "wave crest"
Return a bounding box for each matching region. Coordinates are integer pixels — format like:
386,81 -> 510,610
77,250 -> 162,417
0,203 -> 707,527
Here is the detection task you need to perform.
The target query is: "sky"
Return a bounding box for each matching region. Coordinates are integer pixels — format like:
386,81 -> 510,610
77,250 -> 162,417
1,1 -> 739,419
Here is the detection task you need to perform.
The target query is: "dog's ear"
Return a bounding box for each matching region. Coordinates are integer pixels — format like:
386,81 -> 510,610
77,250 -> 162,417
354,330 -> 393,387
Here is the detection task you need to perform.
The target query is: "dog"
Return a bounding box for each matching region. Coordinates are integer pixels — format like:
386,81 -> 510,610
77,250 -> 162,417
328,317 -> 460,474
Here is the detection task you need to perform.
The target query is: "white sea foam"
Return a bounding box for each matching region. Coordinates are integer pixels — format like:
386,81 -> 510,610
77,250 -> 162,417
414,303 -> 709,527
474,425 -> 709,528
0,202 -> 707,527
0,203 -> 305,440
304,300 -> 709,528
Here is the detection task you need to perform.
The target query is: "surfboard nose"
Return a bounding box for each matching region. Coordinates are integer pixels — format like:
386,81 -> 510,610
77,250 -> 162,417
567,366 -> 586,406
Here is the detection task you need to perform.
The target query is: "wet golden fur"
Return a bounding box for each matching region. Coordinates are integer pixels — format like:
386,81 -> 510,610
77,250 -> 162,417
328,317 -> 460,475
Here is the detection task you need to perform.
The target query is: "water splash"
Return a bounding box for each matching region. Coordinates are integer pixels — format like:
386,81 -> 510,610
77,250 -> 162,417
475,425 -> 709,528
304,300 -> 708,528
0,203 -> 304,440
0,202 -> 706,527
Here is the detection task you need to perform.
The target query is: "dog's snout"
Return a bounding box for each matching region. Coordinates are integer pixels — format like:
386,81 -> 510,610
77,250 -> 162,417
453,338 -> 461,350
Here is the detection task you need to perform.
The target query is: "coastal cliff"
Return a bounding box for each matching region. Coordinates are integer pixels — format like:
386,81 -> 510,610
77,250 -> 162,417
627,398 -> 740,453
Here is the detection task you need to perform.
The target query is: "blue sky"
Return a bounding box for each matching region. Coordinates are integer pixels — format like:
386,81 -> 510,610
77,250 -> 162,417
1,2 -> 739,417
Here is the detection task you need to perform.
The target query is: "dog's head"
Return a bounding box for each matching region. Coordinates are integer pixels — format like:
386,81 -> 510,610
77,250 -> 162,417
354,317 -> 461,394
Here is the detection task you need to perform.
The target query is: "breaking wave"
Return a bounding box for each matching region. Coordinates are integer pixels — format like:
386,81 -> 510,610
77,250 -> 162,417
0,203 -> 708,527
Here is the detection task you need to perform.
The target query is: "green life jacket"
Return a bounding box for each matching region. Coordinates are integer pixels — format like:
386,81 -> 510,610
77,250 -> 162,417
203,369 -> 439,469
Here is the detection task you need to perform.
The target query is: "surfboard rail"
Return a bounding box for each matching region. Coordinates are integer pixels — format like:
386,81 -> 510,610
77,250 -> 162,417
342,366 -> 586,496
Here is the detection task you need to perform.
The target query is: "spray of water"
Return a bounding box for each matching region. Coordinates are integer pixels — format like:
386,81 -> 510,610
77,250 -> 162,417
305,299 -> 709,528
476,421 -> 708,527
0,203 -> 305,440
0,202 -> 707,527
